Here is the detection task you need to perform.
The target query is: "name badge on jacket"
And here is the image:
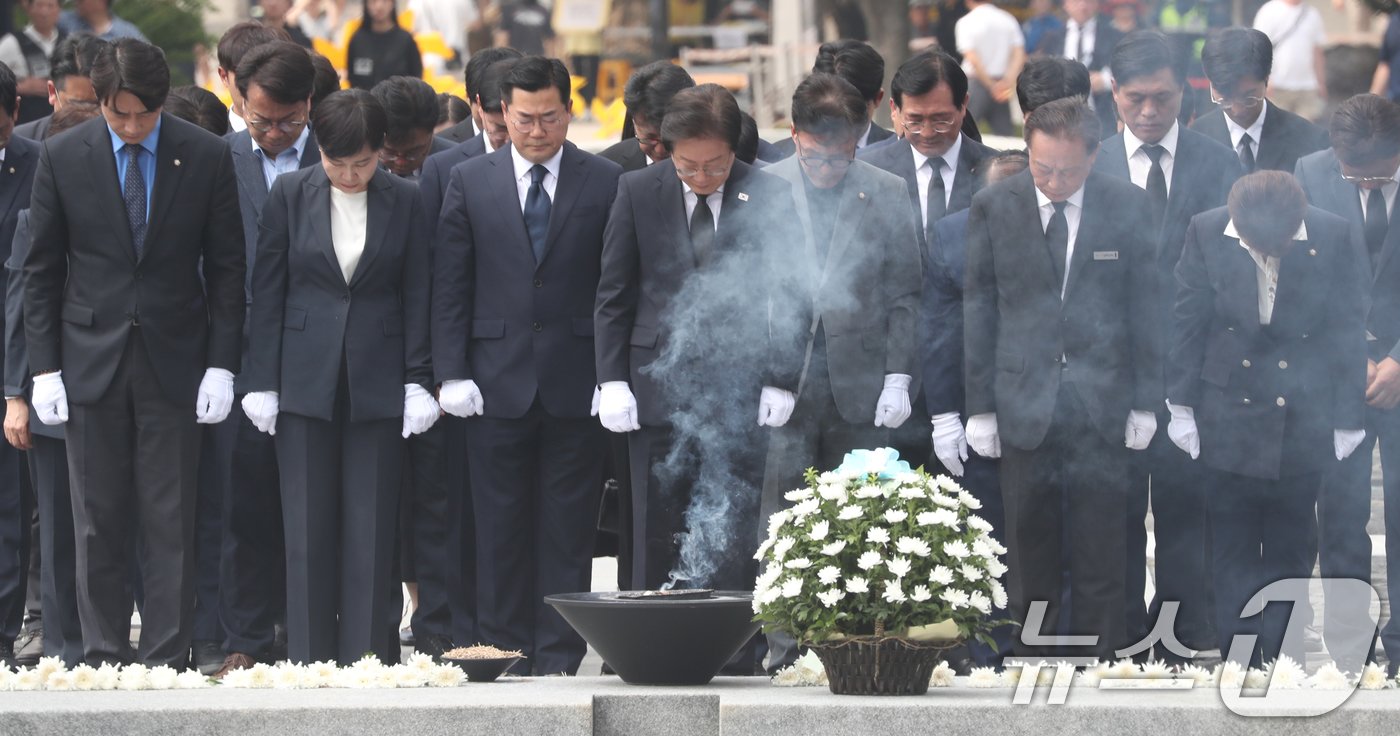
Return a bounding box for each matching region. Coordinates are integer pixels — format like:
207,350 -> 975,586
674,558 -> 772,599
1093,251 -> 1119,261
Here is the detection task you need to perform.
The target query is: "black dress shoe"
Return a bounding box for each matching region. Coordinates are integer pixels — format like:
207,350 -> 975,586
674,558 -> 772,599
415,633 -> 455,660
192,640 -> 226,675
15,625 -> 42,667
0,640 -> 15,671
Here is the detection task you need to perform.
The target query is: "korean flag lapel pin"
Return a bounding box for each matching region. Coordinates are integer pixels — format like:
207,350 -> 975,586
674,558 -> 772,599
737,192 -> 749,202
174,158 -> 182,167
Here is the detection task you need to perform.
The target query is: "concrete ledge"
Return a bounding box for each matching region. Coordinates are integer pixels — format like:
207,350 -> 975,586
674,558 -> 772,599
3,677 -> 1399,735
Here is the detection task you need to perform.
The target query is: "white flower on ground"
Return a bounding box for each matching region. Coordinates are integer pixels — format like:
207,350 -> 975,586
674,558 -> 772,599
272,664 -> 305,690
95,663 -> 121,691
959,563 -> 984,581
817,588 -> 845,607
71,664 -> 99,691
176,670 -> 212,689
837,505 -> 863,521
147,665 -> 180,690
817,565 -> 841,586
430,664 -> 465,688
968,591 -> 992,614
12,669 -> 40,691
794,651 -> 825,685
118,664 -> 150,691
895,537 -> 931,557
1359,663 -> 1391,690
845,577 -> 869,594
887,556 -> 912,578
1214,662 -> 1245,689
910,585 -> 933,603
943,540 -> 971,559
968,667 -> 1000,687
899,485 -> 926,500
929,661 -> 955,687
1180,664 -> 1213,687
784,557 -> 812,570
772,536 -> 796,560
222,668 -> 253,688
808,519 -> 830,541
308,661 -> 339,687
771,668 -> 802,687
820,540 -> 847,556
1244,668 -> 1270,690
1266,656 -> 1304,690
35,656 -> 63,682
882,583 -> 907,604
1139,661 -> 1172,679
344,670 -> 375,689
940,589 -> 970,609
44,671 -> 74,691
866,527 -> 891,545
1307,663 -> 1352,690
394,664 -> 428,688
374,668 -> 400,689
781,577 -> 803,598
854,485 -> 884,499
884,509 -> 908,524
856,551 -> 883,570
784,488 -> 814,502
246,663 -> 275,689
1110,659 -> 1138,679
930,565 -> 955,586
351,654 -> 383,672
1079,662 -> 1110,686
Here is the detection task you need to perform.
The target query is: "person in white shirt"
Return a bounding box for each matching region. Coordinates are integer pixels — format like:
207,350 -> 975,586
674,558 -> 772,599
1253,0 -> 1328,120
0,0 -> 64,124
955,0 -> 1024,136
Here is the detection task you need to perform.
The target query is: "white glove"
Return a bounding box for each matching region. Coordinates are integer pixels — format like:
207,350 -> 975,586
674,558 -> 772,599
31,371 -> 67,426
195,367 -> 236,424
402,383 -> 440,438
590,385 -> 600,416
598,381 -> 641,433
757,385 -> 796,427
1124,409 -> 1157,451
1166,402 -> 1199,459
873,373 -> 913,428
241,391 -> 279,435
931,411 -> 969,477
965,412 -> 1001,459
438,379 -> 483,418
1335,429 -> 1366,461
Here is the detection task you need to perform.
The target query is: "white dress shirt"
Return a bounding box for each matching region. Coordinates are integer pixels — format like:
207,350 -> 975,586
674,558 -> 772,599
330,187 -> 369,283
1357,165 -> 1400,219
1064,17 -> 1096,64
683,182 -> 724,229
856,121 -> 873,149
1035,183 -> 1086,297
511,144 -> 562,211
912,133 -> 962,230
1124,121 -> 1178,196
1224,218 -> 1308,325
1223,102 -> 1267,161
484,132 -> 498,155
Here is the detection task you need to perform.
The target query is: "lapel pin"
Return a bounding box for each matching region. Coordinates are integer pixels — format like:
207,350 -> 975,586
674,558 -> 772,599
737,192 -> 749,202
858,192 -> 866,199
174,159 -> 181,167
1308,248 -> 1317,256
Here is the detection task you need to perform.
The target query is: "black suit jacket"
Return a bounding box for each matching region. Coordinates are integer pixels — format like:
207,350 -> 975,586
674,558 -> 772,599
599,137 -> 647,173
964,170 -> 1160,449
14,114 -> 49,143
4,210 -> 60,440
1295,148 -> 1400,363
595,158 -> 807,427
923,208 -> 971,418
438,118 -> 476,144
858,135 -> 997,244
1189,102 -> 1329,174
1171,206 -> 1367,479
244,166 -> 431,422
1038,16 -> 1122,134
24,114 -> 245,406
433,142 -> 622,419
419,133 -> 487,236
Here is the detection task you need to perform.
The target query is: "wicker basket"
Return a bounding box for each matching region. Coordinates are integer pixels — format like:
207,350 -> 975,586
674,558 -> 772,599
810,636 -> 960,696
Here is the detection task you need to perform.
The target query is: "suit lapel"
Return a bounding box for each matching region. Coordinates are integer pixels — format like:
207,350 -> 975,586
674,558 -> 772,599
0,142 -> 32,223
349,171 -> 394,287
304,169 -> 341,282
948,138 -> 981,214
656,162 -> 696,268
487,149 -> 535,264
1097,135 -> 1131,182
232,136 -> 270,214
540,143 -> 589,268
1062,178 -> 1101,300
1221,232 -> 1264,331
86,126 -> 136,263
1257,102 -> 1285,171
773,159 -> 816,270
822,170 -> 869,287
143,115 -> 184,262
1010,173 -> 1062,297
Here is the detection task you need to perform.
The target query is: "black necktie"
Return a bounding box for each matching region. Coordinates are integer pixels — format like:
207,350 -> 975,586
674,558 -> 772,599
1365,186 -> 1388,268
1074,24 -> 1085,63
123,143 -> 147,258
926,156 -> 946,240
1238,133 -> 1256,173
523,163 -> 550,263
1142,144 -> 1168,232
1046,201 -> 1069,290
690,192 -> 715,265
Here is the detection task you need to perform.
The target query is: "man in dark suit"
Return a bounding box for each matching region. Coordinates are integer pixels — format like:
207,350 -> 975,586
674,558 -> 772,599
0,63 -> 40,668
1016,57 -> 1091,118
1035,0 -> 1121,135
195,40 -> 318,678
437,46 -> 522,144
435,57 -> 622,676
595,85 -> 805,672
1093,30 -> 1241,659
23,39 -> 244,668
1191,28 -> 1329,175
1168,173 -> 1367,667
420,54 -> 517,233
370,75 -> 451,181
599,61 -> 694,173
758,73 -> 920,673
14,34 -> 102,142
1295,94 -> 1400,674
964,98 -> 1159,661
769,40 -> 895,161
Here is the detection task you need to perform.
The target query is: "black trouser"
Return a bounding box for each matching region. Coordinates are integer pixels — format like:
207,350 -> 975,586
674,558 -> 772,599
28,433 -> 81,665
0,434 -> 26,645
999,384 -> 1130,662
68,331 -> 202,667
1207,466 -> 1319,669
467,400 -> 603,676
407,418 -> 475,645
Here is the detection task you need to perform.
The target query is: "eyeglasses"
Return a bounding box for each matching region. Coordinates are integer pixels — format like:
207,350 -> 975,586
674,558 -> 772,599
795,142 -> 855,171
902,117 -> 958,135
637,134 -> 662,147
379,146 -> 428,165
674,156 -> 733,179
1209,92 -> 1264,108
1342,173 -> 1395,185
1030,161 -> 1091,181
509,113 -> 566,132
246,117 -> 308,134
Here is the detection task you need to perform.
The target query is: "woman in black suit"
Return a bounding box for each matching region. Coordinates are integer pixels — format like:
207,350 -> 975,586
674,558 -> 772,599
242,89 -> 439,665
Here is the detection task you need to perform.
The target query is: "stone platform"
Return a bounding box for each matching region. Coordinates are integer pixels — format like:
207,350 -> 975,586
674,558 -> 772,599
3,677 -> 1399,735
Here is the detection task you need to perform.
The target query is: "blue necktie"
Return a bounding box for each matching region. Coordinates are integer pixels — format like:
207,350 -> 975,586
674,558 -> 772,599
524,164 -> 550,263
123,143 -> 147,258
